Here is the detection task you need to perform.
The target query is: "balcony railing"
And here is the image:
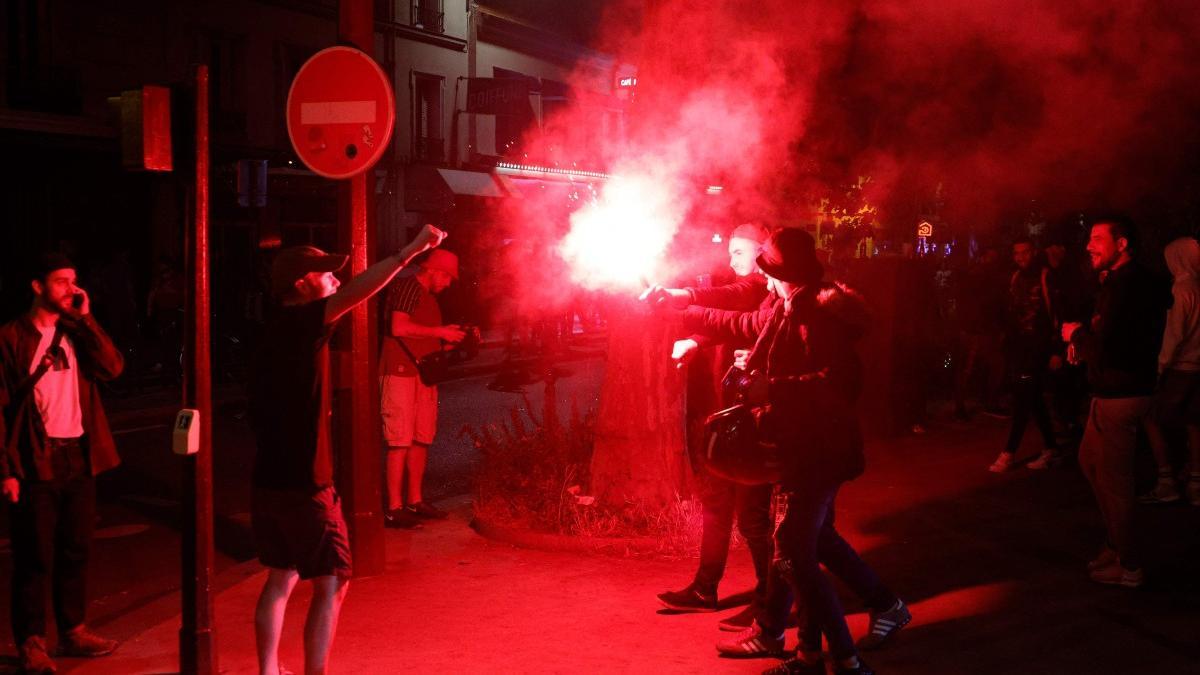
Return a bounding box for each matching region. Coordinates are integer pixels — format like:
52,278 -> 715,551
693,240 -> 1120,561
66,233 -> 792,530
411,3 -> 444,33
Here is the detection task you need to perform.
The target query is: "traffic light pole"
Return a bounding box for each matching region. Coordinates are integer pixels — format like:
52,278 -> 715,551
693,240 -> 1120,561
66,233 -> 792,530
180,63 -> 216,675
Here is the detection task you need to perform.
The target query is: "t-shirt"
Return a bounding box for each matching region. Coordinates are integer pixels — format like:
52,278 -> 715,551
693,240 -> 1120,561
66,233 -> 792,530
249,298 -> 336,491
378,275 -> 442,377
30,325 -> 84,439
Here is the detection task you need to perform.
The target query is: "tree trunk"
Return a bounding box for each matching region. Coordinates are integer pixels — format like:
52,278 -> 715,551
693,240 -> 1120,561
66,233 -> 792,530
589,299 -> 688,508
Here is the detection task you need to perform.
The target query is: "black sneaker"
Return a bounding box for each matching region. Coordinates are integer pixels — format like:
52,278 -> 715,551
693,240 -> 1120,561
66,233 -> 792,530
408,501 -> 448,519
384,508 -> 423,529
718,603 -> 758,631
763,656 -> 824,675
835,660 -> 874,675
857,598 -> 911,650
657,582 -> 718,612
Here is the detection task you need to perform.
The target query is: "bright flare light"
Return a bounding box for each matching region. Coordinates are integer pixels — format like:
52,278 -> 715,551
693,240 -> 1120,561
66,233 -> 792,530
559,175 -> 680,292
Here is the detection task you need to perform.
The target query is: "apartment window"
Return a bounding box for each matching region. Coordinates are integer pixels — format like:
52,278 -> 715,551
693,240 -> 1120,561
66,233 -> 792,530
411,0 -> 444,33
413,73 -> 444,163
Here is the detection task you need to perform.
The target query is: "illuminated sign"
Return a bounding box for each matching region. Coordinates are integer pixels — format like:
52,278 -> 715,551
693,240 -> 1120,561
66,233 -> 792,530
917,221 -> 933,238
617,76 -> 638,88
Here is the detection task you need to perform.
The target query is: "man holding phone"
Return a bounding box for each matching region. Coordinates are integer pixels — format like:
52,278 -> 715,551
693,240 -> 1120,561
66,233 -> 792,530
0,252 -> 124,673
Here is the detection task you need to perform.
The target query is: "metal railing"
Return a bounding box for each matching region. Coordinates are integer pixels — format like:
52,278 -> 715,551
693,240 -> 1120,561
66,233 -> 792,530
411,3 -> 444,33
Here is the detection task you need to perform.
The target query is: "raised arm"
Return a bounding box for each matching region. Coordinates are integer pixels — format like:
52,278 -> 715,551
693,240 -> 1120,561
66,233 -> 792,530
325,225 -> 446,325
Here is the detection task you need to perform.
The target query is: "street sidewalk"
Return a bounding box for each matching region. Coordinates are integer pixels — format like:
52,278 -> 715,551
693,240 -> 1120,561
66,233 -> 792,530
72,417 -> 1199,674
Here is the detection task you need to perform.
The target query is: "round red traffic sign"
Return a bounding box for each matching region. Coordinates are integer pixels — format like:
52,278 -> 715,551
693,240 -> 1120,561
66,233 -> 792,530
286,46 -> 395,179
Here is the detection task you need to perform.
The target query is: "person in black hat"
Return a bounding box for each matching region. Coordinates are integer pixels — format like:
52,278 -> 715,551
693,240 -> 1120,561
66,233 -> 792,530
678,228 -> 886,675
0,252 -> 124,673
249,225 -> 446,675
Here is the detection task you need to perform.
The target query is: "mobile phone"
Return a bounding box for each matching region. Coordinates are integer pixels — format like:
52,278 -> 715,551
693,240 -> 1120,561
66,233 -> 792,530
71,293 -> 84,309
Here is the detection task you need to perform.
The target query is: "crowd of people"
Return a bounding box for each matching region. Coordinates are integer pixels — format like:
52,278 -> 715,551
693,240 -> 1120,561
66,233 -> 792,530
2,213 -> 1198,674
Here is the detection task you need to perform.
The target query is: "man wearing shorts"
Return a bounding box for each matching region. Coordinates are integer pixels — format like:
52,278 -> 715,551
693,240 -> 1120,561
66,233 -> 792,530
379,249 -> 463,528
249,225 -> 445,675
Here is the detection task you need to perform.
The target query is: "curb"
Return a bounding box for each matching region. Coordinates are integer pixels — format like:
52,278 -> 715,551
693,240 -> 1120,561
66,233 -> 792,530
469,515 -> 664,556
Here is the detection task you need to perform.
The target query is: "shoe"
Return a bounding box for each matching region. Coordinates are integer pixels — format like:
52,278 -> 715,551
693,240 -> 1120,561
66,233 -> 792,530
835,659 -> 876,675
384,508 -> 423,529
57,625 -> 117,657
988,452 -> 1015,473
408,501 -> 448,519
1089,560 -> 1144,588
982,407 -> 1012,419
857,598 -> 912,650
658,582 -> 718,612
1137,480 -> 1181,504
19,636 -> 56,674
715,623 -> 786,658
1027,450 -> 1062,470
1086,545 -> 1118,572
1186,478 -> 1200,507
763,656 -> 824,674
718,603 -> 758,631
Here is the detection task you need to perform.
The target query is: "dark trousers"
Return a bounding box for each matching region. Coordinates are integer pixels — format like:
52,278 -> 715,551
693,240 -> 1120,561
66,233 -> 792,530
693,478 -> 772,602
762,485 -> 872,662
9,440 -> 94,644
1005,368 -> 1057,454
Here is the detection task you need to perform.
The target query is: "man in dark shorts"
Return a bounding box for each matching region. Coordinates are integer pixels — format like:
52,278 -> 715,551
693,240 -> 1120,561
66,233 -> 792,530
249,225 -> 446,675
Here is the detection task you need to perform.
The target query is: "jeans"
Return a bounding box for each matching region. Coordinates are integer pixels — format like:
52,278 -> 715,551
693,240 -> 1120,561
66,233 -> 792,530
762,484 -> 866,661
693,477 -> 772,602
9,439 -> 95,643
1078,396 -> 1150,569
1005,369 -> 1058,454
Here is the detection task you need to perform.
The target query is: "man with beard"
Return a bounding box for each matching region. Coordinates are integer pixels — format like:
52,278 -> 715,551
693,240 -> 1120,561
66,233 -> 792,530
1062,215 -> 1168,587
0,253 -> 123,673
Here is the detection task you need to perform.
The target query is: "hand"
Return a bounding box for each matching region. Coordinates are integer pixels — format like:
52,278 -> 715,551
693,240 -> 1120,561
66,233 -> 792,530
2,478 -> 18,504
410,224 -> 448,254
438,324 -> 467,343
67,287 -> 90,318
1048,355 -> 1064,372
733,348 -> 751,371
637,284 -> 690,309
1061,322 -> 1082,342
671,339 -> 699,366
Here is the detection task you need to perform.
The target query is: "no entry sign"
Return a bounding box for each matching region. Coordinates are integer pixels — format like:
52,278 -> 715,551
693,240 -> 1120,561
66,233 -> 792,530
286,46 -> 395,179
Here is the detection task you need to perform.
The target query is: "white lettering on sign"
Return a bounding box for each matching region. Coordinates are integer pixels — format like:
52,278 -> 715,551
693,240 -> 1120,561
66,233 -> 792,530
300,101 -> 377,125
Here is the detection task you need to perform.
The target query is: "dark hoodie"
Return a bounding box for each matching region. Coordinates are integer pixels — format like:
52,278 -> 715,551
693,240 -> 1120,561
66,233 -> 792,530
1071,260 -> 1168,398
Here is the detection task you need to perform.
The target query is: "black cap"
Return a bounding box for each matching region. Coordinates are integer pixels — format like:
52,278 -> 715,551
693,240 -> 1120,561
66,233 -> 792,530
31,252 -> 76,282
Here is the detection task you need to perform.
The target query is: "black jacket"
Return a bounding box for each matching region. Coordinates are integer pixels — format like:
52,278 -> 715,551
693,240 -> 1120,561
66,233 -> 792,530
1071,261 -> 1168,398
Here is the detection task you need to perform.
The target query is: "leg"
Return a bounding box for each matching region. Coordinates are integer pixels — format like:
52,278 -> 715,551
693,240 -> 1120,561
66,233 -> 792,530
817,502 -> 895,613
384,446 -> 409,511
1096,398 -> 1150,570
694,477 -> 737,594
1029,370 -> 1058,451
406,442 -> 428,506
1004,373 -> 1035,454
256,567 -> 300,675
734,483 -> 773,604
52,474 -> 95,635
304,575 -> 350,675
9,481 -> 57,646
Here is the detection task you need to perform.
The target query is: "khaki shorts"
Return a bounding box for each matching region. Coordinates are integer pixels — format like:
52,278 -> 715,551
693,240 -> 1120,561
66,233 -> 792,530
380,375 -> 437,447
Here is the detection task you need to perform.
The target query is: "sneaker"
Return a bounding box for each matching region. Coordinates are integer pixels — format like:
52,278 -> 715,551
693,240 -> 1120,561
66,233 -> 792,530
835,660 -> 876,675
1186,479 -> 1200,507
1086,545 -> 1118,572
19,636 -> 56,674
657,582 -> 718,612
988,452 -> 1015,473
763,656 -> 824,674
718,603 -> 758,631
408,501 -> 448,519
1027,450 -> 1062,470
715,624 -> 786,658
384,508 -> 423,529
1137,480 -> 1181,504
1089,560 -> 1144,588
857,598 -> 912,650
57,625 -> 117,657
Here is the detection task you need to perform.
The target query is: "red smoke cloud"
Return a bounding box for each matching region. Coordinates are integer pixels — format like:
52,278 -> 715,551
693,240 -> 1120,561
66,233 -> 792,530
486,0 -> 1200,320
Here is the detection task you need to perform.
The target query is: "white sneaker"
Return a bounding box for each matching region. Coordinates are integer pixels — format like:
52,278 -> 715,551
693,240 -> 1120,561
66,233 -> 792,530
988,452 -> 1015,473
1027,450 -> 1061,470
1137,480 -> 1181,504
1089,559 -> 1144,588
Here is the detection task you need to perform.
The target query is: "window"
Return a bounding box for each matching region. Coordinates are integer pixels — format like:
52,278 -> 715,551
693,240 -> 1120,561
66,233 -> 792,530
413,72 -> 444,163
411,0 -> 444,34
